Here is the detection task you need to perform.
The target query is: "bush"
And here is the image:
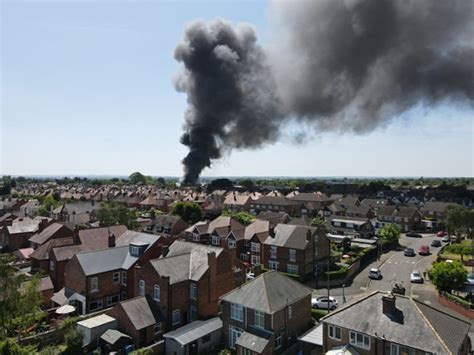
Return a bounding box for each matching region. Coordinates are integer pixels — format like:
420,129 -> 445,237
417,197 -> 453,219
324,265 -> 348,280
429,260 -> 467,292
443,292 -> 472,309
311,308 -> 328,321
444,242 -> 473,256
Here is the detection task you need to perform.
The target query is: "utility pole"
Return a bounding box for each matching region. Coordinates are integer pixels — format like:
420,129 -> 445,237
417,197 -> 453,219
327,239 -> 331,313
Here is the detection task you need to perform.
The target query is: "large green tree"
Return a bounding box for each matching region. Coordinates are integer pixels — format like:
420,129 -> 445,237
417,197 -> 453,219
97,203 -> 137,229
378,224 -> 400,245
171,202 -> 203,224
129,172 -> 147,185
310,217 -> 330,234
445,205 -> 474,240
429,260 -> 467,292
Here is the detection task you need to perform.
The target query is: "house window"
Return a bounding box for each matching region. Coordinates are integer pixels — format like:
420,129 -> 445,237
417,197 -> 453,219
192,233 -> 200,242
240,253 -> 248,261
270,246 -> 277,259
328,325 -> 341,340
288,305 -> 293,319
172,309 -> 181,325
112,272 -> 120,283
138,279 -> 145,296
90,277 -> 99,292
49,260 -> 55,271
240,348 -> 252,355
230,303 -> 244,321
275,333 -> 282,349
346,223 -> 354,229
122,271 -> 127,286
390,344 -> 415,355
254,310 -> 265,329
349,331 -> 370,350
130,245 -> 139,256
88,299 -> 103,312
268,260 -> 279,271
289,249 -> 296,262
154,322 -> 162,336
153,285 -> 160,302
190,283 -> 197,300
251,255 -> 260,266
212,235 -> 220,246
228,238 -> 236,249
121,291 -> 127,300
229,325 -> 243,349
287,264 -> 298,275
106,294 -> 119,306
333,221 -> 341,227
251,242 -> 260,252
190,305 -> 198,321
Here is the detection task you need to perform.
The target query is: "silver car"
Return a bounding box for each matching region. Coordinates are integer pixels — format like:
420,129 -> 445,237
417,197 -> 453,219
410,271 -> 424,283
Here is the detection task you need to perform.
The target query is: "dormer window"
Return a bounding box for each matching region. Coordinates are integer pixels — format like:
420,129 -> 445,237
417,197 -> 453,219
130,245 -> 140,256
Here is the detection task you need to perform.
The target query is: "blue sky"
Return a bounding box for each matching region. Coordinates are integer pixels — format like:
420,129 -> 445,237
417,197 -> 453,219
1,0 -> 473,178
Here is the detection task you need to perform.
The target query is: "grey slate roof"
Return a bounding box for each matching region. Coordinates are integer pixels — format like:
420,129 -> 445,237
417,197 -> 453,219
115,230 -> 160,249
75,246 -> 133,275
220,270 -> 312,314
322,291 -> 470,354
264,224 -> 317,250
298,324 -> 323,346
235,331 -> 269,353
100,329 -> 131,345
29,223 -> 72,245
118,296 -> 163,330
163,317 -> 222,346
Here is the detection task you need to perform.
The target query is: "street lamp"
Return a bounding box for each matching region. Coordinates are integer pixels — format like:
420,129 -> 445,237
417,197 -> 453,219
342,284 -> 346,304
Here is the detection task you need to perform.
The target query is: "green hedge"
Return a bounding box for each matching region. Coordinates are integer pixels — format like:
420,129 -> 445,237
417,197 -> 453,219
311,309 -> 328,321
324,265 -> 348,280
443,242 -> 473,256
443,292 -> 472,309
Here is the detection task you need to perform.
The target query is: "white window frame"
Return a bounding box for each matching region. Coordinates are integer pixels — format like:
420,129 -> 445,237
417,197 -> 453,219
192,233 -> 200,242
270,246 -> 277,259
287,264 -> 298,275
229,325 -> 243,350
275,333 -> 282,349
130,245 -> 139,256
190,283 -> 197,300
190,305 -> 198,321
251,255 -> 260,266
230,303 -> 244,322
153,284 -> 160,302
328,325 -> 341,340
49,260 -> 55,271
228,237 -> 236,249
121,271 -> 127,286
211,235 -> 220,246
288,305 -> 293,319
254,310 -> 265,329
349,331 -> 370,350
138,279 -> 145,296
289,249 -> 296,262
251,242 -> 260,253
268,260 -> 279,271
112,272 -> 120,283
90,276 -> 99,292
88,299 -> 103,312
390,344 -> 416,355
106,294 -> 119,306
154,322 -> 162,336
172,309 -> 181,326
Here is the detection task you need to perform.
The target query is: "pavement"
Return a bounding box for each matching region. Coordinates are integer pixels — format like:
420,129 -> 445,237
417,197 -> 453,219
310,233 -> 473,325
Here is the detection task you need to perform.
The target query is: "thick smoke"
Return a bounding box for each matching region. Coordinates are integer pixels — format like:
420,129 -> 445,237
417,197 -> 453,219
175,0 -> 474,183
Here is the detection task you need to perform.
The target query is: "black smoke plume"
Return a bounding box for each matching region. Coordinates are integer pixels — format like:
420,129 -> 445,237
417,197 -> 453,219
175,0 -> 474,184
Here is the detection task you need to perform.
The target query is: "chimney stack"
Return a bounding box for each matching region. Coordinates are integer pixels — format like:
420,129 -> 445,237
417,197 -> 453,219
108,233 -> 116,248
162,245 -> 169,257
382,293 -> 396,315
306,229 -> 312,242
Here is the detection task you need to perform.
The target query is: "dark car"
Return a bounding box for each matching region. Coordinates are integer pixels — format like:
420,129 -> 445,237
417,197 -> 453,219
418,245 -> 430,255
431,239 -> 442,247
406,231 -> 422,238
404,247 -> 415,256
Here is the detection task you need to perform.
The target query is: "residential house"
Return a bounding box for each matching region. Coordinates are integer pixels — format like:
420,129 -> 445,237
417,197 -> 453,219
375,206 -> 422,232
359,198 -> 389,212
63,232 -> 163,314
422,201 -> 458,223
145,215 -> 188,238
29,222 -> 73,249
322,291 -> 471,355
224,193 -> 251,212
30,237 -> 75,275
250,196 -> 302,216
289,192 -> 332,216
329,216 -> 375,239
220,271 -> 313,354
107,295 -> 164,349
256,211 -> 291,228
242,219 -> 270,266
1,217 -> 52,251
262,224 -> 330,280
52,201 -> 100,226
134,240 -> 245,332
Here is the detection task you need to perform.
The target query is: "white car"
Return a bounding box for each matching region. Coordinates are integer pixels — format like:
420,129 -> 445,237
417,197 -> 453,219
368,268 -> 382,280
466,274 -> 474,285
410,271 -> 424,283
312,296 -> 338,310
246,272 -> 255,281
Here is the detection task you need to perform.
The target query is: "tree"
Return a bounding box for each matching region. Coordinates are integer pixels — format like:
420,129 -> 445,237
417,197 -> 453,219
378,224 -> 400,246
310,218 -> 330,234
445,205 -> 474,240
129,172 -> 147,185
232,212 -> 256,226
97,203 -> 138,229
207,178 -> 234,191
239,179 -> 254,190
37,194 -> 60,217
429,260 -> 467,292
171,202 -> 202,224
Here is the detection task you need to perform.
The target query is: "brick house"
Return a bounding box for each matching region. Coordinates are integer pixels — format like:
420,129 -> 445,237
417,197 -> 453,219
322,291 -> 471,355
375,206 -> 422,232
224,193 -> 251,212
1,217 -> 52,251
241,220 -> 270,265
288,192 -> 332,217
250,196 -> 302,216
28,222 -> 73,249
107,295 -> 164,349
144,215 -> 188,238
220,271 -> 313,354
329,216 -> 375,238
52,201 -> 100,226
134,240 -> 245,332
422,201 -> 458,222
30,236 -> 74,274
262,224 -> 330,280
62,233 -> 163,314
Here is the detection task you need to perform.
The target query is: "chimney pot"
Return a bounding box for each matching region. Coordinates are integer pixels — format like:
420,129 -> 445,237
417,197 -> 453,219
108,233 -> 116,248
382,293 -> 396,315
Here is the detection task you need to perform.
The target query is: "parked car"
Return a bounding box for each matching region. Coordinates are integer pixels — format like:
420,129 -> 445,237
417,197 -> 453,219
410,271 -> 424,283
466,274 -> 474,285
431,239 -> 441,247
246,272 -> 255,281
418,245 -> 430,255
437,231 -> 447,237
404,247 -> 415,257
368,268 -> 382,280
312,296 -> 338,310
441,235 -> 450,243
450,235 -> 458,242
406,231 -> 422,238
